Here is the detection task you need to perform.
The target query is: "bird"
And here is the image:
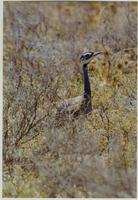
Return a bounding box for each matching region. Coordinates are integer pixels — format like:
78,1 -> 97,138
55,51 -> 104,122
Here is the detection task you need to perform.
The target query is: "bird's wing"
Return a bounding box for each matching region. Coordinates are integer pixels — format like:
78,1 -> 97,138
56,95 -> 83,115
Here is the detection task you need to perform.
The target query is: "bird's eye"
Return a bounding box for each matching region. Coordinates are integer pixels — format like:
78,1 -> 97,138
80,53 -> 92,61
85,54 -> 91,59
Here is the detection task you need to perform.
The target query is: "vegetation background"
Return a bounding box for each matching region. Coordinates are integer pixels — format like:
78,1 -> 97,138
3,1 -> 137,198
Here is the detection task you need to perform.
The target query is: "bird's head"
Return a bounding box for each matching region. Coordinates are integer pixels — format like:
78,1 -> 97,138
80,51 -> 104,65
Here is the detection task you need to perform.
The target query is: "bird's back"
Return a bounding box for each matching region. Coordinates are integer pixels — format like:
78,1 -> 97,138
55,95 -> 92,124
56,95 -> 83,118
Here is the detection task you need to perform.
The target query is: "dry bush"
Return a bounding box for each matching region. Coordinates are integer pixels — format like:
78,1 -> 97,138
3,1 -> 137,198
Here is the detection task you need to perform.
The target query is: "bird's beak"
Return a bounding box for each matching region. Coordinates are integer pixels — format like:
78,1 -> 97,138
93,51 -> 104,57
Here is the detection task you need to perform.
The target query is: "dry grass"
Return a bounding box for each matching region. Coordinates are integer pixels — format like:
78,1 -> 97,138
3,1 -> 137,198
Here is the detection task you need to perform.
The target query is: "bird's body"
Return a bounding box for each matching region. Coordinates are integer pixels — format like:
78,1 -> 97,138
56,95 -> 83,118
55,51 -> 103,122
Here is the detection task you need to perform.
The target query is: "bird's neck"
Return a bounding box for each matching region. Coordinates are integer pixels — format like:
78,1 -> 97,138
83,64 -> 91,97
